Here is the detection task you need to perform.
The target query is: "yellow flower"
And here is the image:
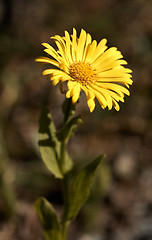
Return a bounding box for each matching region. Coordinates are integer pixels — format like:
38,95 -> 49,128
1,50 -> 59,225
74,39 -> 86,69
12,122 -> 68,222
36,29 -> 133,112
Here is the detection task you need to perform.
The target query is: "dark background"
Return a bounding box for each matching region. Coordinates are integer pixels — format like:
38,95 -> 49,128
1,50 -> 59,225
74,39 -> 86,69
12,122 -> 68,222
0,0 -> 152,239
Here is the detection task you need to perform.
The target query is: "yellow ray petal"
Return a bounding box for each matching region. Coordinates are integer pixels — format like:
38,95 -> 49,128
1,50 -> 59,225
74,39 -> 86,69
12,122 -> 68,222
98,82 -> 130,96
124,68 -> 132,73
96,59 -> 128,73
97,77 -> 133,85
42,42 -> 58,52
112,99 -> 120,111
71,83 -> 81,103
93,47 -> 122,68
51,74 -> 70,83
65,30 -> 73,63
90,84 -> 113,110
87,98 -> 95,112
85,40 -> 97,63
81,85 -> 96,112
82,33 -> 92,62
51,35 -> 69,66
42,69 -> 71,81
94,83 -> 125,103
96,55 -> 127,73
66,89 -> 72,98
67,80 -> 77,89
98,66 -> 132,78
71,28 -> 77,62
52,78 -> 60,86
42,69 -> 61,75
87,85 -> 107,109
77,29 -> 87,61
107,90 -> 124,102
42,42 -> 59,54
90,38 -> 108,63
44,48 -> 60,62
51,35 -> 66,50
35,57 -> 59,67
66,81 -> 77,98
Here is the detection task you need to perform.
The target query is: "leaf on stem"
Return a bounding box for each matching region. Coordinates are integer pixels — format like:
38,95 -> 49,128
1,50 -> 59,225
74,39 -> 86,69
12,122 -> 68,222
56,116 -> 82,142
35,197 -> 62,240
38,105 -> 63,179
65,155 -> 104,220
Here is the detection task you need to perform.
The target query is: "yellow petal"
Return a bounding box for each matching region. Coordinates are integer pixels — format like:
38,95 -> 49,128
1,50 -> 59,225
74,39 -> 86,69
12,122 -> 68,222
77,29 -> 87,61
44,48 -> 60,62
42,42 -> 59,54
96,59 -> 128,72
98,66 -> 132,78
42,69 -> 71,82
71,28 -> 77,62
93,47 -> 122,68
82,33 -> 92,62
96,56 -> 127,73
66,81 -> 78,98
52,78 -> 60,86
66,89 -> 73,98
87,85 -> 107,109
95,83 -> 125,104
65,30 -> 72,63
112,99 -> 120,111
71,83 -> 81,103
82,86 -> 96,112
90,38 -> 108,63
97,77 -> 133,85
35,57 -> 59,67
42,42 -> 57,51
85,40 -> 97,63
107,90 -> 124,102
67,80 -> 77,89
91,84 -> 113,110
98,82 -> 130,96
42,69 -> 62,75
88,98 -> 95,112
124,68 -> 132,73
51,35 -> 69,66
51,74 -> 69,83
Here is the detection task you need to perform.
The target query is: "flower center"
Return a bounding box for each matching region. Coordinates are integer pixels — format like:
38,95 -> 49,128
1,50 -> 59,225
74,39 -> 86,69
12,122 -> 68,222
69,62 -> 97,85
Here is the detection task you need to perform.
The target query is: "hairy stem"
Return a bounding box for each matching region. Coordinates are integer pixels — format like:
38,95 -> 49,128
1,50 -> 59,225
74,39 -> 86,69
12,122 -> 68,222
64,98 -> 73,124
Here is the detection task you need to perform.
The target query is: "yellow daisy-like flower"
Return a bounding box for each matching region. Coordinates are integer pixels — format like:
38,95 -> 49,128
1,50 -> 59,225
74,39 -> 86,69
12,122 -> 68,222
36,29 -> 133,112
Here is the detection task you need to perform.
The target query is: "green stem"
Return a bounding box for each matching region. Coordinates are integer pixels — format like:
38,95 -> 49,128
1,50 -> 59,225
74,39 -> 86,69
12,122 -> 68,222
62,220 -> 70,240
60,97 -> 74,240
60,143 -> 70,240
60,171 -> 69,240
60,136 -> 70,240
60,140 -> 66,174
64,98 -> 73,124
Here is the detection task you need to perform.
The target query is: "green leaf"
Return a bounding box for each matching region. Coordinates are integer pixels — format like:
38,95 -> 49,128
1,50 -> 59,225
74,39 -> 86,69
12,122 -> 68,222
63,151 -> 73,175
34,197 -> 62,240
56,116 -> 82,142
65,155 -> 104,220
38,105 -> 73,177
38,105 -> 63,179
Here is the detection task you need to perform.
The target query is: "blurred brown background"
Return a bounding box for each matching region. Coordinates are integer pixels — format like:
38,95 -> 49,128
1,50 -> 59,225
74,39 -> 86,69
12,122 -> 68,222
0,0 -> 152,240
